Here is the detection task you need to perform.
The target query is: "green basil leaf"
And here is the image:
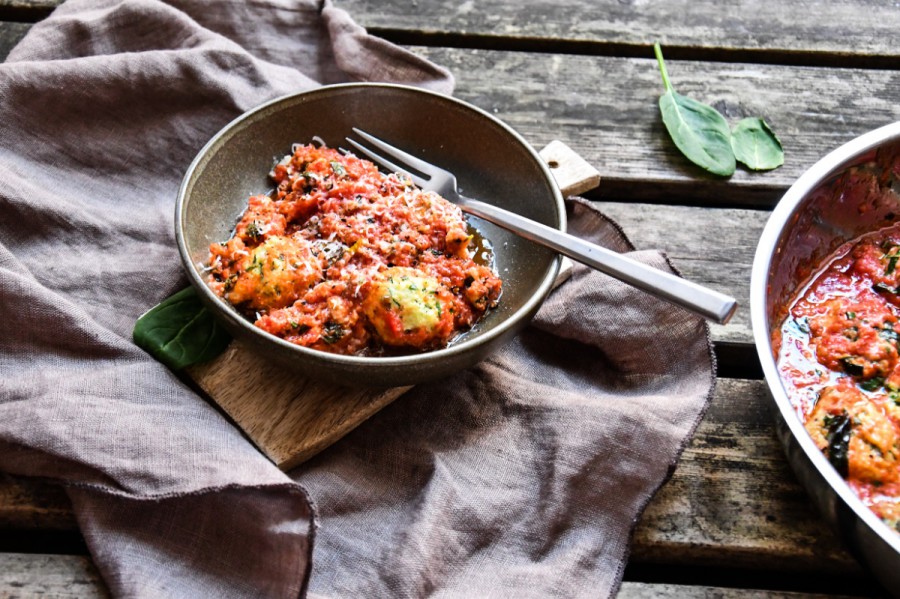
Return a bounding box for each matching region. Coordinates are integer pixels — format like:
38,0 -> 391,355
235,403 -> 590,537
731,117 -> 784,171
841,356 -> 866,377
133,286 -> 231,371
861,376 -> 885,392
654,43 -> 735,177
825,412 -> 851,478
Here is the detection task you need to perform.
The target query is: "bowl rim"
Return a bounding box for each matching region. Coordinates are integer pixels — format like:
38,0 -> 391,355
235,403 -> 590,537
175,82 -> 564,370
751,120 -> 900,554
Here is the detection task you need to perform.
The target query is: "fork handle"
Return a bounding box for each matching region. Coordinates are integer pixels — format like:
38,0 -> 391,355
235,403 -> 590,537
459,197 -> 737,324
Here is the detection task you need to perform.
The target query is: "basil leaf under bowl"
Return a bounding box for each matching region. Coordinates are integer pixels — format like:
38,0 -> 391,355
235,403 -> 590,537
731,117 -> 784,171
654,42 -> 735,177
133,286 -> 231,371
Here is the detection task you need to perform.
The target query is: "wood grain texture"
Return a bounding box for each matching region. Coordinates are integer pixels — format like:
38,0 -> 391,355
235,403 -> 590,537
0,20 -> 26,59
618,586 -> 867,599
6,0 -> 900,67
0,380 -> 864,577
635,379 -> 857,575
342,0 -> 900,65
597,202 -> 766,346
0,552 -> 867,599
0,474 -> 74,530
414,46 -> 900,207
0,553 -> 108,598
539,139 -> 601,197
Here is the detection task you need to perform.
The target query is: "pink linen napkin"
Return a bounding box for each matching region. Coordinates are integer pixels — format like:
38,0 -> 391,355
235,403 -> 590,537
0,1 -> 715,597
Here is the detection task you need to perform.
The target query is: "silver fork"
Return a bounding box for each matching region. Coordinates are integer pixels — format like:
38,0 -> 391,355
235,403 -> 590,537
346,128 -> 737,324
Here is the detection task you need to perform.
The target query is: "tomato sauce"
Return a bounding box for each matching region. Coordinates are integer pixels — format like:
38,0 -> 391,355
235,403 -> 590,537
207,144 -> 502,355
777,226 -> 900,530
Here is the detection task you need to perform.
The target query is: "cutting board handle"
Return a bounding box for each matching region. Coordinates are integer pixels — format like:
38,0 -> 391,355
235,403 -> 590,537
540,140 -> 601,197
187,141 -> 600,471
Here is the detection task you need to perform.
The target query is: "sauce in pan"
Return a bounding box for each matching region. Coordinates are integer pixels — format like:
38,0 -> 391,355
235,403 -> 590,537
777,225 -> 900,529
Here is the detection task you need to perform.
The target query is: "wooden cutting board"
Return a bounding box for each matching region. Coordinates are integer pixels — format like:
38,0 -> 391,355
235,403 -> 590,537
185,141 -> 601,471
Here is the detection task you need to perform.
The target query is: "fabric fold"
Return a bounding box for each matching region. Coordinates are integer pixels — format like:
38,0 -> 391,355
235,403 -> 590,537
68,485 -> 316,598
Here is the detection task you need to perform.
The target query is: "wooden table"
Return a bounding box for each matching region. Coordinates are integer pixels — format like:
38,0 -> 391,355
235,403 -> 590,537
2,1 -> 899,596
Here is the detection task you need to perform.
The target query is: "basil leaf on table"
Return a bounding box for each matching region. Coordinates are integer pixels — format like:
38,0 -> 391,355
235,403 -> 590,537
133,286 -> 232,370
654,42 -> 735,177
731,117 -> 784,171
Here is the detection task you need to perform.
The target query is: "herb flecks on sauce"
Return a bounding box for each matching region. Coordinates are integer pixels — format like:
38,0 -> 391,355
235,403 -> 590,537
207,143 -> 502,355
777,228 -> 900,530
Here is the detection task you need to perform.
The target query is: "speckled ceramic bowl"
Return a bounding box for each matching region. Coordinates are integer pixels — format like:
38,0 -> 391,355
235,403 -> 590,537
176,83 -> 563,387
752,121 -> 900,592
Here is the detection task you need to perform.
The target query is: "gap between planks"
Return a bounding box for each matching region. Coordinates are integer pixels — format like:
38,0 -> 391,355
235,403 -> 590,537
0,552 -> 873,599
4,0 -> 900,71
375,29 -> 900,71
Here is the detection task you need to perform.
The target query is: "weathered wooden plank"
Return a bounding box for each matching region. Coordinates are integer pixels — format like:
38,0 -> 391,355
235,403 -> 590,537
0,379 -> 865,578
0,552 -> 870,599
635,379 -> 860,576
345,0 -> 900,67
596,202 -> 764,346
6,0 -> 900,68
619,586 -> 867,599
0,20 -> 27,59
3,21 -> 898,207
0,553 -> 108,598
0,473 -> 76,530
415,46 -> 900,207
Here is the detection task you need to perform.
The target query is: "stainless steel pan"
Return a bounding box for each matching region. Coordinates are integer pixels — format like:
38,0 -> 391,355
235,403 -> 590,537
752,121 -> 900,592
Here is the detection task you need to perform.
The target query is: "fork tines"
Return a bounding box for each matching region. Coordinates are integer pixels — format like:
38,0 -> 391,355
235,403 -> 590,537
345,128 -> 430,187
